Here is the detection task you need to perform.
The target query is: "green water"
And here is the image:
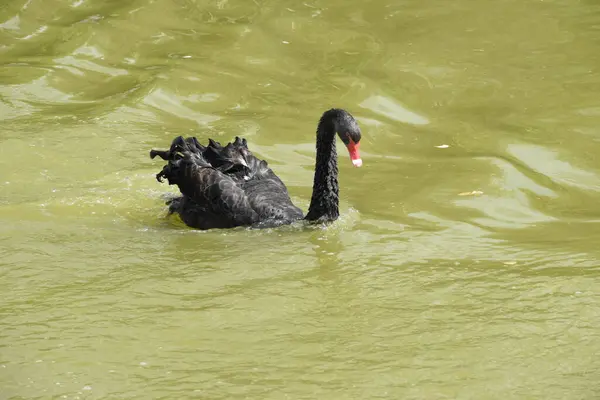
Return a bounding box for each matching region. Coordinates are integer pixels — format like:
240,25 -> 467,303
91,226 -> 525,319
2,0 -> 600,398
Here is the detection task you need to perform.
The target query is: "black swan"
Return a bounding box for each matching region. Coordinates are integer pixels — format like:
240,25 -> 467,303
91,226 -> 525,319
149,108 -> 362,230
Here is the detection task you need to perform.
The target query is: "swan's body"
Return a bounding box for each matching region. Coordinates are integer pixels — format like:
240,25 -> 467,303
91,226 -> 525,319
150,108 -> 362,230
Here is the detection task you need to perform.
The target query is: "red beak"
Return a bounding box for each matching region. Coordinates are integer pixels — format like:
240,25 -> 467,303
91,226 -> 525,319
346,139 -> 362,167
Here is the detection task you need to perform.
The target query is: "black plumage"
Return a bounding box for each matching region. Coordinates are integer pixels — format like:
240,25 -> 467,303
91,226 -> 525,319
150,108 -> 363,230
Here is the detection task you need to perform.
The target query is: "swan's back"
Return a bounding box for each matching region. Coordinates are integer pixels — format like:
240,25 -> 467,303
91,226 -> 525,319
150,136 -> 303,229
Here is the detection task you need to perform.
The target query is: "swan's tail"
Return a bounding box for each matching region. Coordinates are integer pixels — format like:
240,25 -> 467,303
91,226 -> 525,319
150,135 -> 267,188
150,136 -> 209,186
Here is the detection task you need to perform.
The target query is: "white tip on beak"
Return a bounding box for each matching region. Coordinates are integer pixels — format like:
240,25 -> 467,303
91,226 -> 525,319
352,158 -> 363,167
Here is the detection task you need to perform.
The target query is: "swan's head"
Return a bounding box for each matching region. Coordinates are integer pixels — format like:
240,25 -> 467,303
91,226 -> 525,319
319,108 -> 363,167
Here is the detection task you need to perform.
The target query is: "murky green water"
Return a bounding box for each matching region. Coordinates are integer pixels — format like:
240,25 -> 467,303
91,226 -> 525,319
2,0 -> 600,398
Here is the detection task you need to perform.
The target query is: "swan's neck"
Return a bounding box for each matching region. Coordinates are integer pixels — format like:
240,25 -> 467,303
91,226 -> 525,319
305,127 -> 339,222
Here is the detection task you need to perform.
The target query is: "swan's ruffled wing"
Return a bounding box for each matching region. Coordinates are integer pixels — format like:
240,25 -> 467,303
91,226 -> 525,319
185,167 -> 259,227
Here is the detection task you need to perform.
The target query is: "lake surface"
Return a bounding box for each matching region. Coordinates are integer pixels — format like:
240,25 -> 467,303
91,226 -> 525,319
2,0 -> 600,398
